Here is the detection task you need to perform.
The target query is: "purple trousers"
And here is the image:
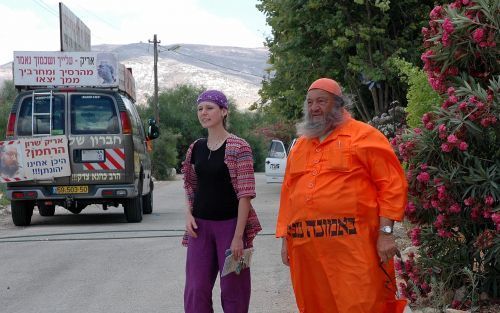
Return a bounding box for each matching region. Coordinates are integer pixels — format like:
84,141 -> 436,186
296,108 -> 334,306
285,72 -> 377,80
184,218 -> 251,313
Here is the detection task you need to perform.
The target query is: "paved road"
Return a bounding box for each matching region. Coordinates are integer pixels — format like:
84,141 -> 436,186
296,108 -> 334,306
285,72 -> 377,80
0,173 -> 297,313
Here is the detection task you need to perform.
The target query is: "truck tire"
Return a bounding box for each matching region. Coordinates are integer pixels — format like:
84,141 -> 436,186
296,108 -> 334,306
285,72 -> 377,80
11,201 -> 34,226
38,204 -> 55,216
124,179 -> 143,222
124,195 -> 143,222
142,180 -> 153,214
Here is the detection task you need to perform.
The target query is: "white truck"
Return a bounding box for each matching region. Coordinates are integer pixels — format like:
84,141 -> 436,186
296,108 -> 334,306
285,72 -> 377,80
264,139 -> 296,183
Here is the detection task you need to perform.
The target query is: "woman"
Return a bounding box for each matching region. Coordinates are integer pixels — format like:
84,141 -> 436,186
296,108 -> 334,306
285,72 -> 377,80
182,89 -> 261,313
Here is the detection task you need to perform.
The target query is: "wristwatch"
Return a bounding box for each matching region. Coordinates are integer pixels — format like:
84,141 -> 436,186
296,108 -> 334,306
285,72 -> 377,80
379,225 -> 393,235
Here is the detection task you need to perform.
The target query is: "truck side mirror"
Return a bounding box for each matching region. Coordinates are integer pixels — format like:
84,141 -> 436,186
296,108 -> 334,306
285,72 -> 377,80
147,118 -> 160,140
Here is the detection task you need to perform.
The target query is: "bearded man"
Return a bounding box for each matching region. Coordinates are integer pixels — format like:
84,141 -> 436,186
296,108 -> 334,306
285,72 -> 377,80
276,78 -> 408,313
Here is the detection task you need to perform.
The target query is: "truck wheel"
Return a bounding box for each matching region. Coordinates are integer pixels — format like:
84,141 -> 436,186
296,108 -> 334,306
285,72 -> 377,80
142,181 -> 153,214
38,204 -> 55,216
124,195 -> 143,222
11,201 -> 34,226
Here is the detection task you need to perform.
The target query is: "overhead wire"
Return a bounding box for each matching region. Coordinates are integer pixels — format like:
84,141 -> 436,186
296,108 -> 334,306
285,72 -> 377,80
31,0 -> 58,17
62,0 -> 121,31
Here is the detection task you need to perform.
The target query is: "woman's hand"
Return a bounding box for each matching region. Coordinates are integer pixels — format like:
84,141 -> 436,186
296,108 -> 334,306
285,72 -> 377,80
185,211 -> 198,238
281,237 -> 289,266
230,236 -> 244,261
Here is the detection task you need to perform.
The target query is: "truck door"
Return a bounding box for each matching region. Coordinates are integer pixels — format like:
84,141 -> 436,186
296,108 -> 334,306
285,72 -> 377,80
68,93 -> 129,186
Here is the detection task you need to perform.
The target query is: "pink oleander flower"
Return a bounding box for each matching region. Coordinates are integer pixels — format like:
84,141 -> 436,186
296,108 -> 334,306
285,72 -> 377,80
438,124 -> 447,133
414,128 -> 422,135
437,185 -> 446,194
430,6 -> 443,19
464,197 -> 474,206
435,214 -> 445,228
394,261 -> 402,272
462,0 -> 470,5
442,18 -> 454,33
481,118 -> 490,127
447,134 -> 458,144
472,28 -> 485,43
421,50 -> 434,63
447,87 -> 455,95
446,66 -> 459,76
442,32 -> 452,46
417,172 -> 430,183
476,101 -> 485,110
421,282 -> 431,293
422,113 -> 431,124
437,229 -> 451,238
458,141 -> 468,151
483,208 -> 492,219
449,203 -> 461,214
471,206 -> 480,220
492,213 -> 500,225
425,122 -> 434,130
441,143 -> 453,152
431,199 -> 440,208
420,163 -> 428,171
458,102 -> 467,111
406,202 -> 417,214
485,195 -> 494,206
409,227 -> 422,246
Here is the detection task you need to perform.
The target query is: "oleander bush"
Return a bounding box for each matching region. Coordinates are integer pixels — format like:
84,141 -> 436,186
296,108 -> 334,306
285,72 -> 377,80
392,0 -> 499,310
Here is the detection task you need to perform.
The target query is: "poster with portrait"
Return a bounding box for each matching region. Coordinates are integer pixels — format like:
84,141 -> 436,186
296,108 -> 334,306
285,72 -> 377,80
0,136 -> 71,182
0,140 -> 26,182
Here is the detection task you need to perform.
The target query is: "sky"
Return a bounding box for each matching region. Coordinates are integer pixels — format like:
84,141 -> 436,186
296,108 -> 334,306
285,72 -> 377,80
0,0 -> 271,65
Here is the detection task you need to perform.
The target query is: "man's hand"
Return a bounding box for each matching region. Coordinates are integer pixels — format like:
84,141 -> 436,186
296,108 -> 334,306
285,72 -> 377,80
281,237 -> 289,266
377,233 -> 398,263
185,212 -> 198,238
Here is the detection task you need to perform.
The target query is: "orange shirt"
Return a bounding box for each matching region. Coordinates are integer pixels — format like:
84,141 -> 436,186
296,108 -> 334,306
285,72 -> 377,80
276,117 -> 408,313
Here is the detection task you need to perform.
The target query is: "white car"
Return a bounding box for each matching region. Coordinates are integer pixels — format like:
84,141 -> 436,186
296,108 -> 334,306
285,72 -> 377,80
264,139 -> 296,183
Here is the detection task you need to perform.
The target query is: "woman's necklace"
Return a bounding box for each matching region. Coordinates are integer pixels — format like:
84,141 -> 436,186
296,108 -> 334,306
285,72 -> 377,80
207,135 -> 228,160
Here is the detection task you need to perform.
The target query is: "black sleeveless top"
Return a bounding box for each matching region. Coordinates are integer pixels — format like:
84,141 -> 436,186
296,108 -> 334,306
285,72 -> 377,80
190,139 -> 239,220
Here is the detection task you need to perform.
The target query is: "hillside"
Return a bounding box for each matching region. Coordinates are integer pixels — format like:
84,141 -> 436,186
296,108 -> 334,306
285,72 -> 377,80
0,43 -> 269,110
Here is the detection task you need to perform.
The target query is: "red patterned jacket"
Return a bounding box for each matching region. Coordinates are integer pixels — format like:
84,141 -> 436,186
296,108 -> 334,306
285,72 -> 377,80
181,134 -> 262,247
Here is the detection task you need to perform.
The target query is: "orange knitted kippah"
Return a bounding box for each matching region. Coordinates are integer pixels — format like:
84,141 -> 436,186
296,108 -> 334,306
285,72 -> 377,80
308,78 -> 342,96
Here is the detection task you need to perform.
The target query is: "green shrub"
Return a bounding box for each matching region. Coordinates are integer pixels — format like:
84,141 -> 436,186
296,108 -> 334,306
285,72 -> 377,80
391,58 -> 442,128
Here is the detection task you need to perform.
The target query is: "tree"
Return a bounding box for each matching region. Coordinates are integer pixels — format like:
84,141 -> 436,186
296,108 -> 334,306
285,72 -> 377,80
257,0 -> 436,121
139,85 -> 272,174
0,80 -> 16,139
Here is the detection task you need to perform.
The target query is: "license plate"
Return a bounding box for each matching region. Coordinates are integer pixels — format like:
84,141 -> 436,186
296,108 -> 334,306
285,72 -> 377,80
82,149 -> 105,162
54,186 -> 89,194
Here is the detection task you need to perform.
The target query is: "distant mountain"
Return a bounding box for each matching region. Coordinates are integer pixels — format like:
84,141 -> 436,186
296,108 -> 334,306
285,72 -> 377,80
0,43 -> 269,109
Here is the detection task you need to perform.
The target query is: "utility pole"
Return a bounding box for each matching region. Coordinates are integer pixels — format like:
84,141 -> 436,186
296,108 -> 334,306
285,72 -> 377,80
148,34 -> 160,123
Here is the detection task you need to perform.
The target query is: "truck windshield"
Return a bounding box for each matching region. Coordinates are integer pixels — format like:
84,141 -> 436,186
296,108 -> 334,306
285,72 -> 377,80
70,95 -> 119,134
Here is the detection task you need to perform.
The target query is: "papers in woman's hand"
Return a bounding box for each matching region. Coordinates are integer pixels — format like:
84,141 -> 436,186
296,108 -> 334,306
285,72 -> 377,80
221,248 -> 254,277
